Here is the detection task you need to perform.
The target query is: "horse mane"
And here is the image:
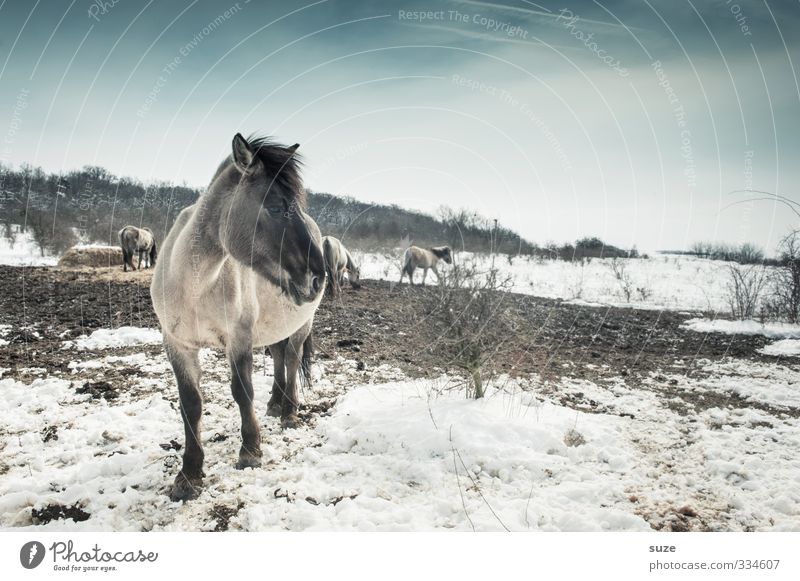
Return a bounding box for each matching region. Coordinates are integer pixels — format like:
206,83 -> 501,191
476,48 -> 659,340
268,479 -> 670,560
211,134 -> 306,208
430,246 -> 450,259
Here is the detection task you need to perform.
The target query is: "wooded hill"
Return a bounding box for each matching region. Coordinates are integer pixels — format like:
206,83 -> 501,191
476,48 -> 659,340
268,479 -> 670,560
0,162 -> 637,260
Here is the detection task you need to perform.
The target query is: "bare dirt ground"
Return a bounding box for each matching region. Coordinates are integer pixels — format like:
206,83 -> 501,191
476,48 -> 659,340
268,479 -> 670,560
0,264 -> 794,421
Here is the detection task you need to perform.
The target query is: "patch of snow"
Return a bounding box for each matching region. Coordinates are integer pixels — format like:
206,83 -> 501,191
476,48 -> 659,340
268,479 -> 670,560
68,327 -> 163,350
759,339 -> 800,358
682,318 -> 800,338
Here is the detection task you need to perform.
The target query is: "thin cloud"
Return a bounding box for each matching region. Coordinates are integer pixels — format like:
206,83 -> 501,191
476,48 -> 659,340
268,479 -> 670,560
450,0 -> 651,32
396,20 -> 576,51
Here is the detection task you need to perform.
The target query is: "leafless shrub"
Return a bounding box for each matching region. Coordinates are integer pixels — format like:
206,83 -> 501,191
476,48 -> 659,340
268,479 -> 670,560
609,257 -> 634,302
764,230 -> 800,323
563,429 -> 586,448
425,256 -> 514,399
567,260 -> 585,299
725,263 -> 767,320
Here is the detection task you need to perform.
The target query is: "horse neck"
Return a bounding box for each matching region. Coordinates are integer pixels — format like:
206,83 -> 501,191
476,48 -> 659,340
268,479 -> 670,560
345,249 -> 356,270
187,188 -> 228,264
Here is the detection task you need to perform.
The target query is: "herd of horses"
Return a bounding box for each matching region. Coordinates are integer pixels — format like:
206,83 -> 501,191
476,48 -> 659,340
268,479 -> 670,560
120,134 -> 453,501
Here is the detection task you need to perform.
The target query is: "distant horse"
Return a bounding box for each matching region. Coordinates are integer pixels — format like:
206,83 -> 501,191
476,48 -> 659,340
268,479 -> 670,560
119,225 -> 157,271
150,134 -> 326,501
322,235 -> 361,296
399,245 -> 453,286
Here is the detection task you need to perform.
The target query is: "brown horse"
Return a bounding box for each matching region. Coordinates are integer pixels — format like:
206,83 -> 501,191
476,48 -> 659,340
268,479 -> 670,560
150,134 -> 326,501
322,235 -> 361,296
399,245 -> 452,286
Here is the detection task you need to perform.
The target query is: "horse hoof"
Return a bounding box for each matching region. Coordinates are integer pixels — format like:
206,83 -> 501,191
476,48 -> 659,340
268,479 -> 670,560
235,449 -> 262,470
281,414 -> 301,430
169,473 -> 203,502
266,402 -> 282,417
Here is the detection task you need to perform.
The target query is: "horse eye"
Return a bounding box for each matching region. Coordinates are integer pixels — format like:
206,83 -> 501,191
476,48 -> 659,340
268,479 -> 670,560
265,205 -> 283,217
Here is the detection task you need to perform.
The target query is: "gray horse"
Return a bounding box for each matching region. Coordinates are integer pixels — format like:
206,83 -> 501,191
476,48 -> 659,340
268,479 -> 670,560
399,245 -> 452,286
119,225 -> 157,271
150,134 -> 326,501
322,235 -> 360,296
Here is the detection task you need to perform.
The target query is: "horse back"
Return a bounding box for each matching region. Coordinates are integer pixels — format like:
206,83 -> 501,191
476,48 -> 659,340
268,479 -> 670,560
405,245 -> 434,269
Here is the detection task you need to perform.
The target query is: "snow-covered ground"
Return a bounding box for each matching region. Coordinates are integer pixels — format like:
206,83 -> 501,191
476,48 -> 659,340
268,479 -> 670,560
0,224 -> 57,266
0,332 -> 797,532
1,241 -> 798,531
353,250 -> 765,313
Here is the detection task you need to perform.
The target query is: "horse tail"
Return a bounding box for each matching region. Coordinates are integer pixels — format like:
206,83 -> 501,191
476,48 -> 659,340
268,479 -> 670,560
402,247 -> 413,274
149,237 -> 158,265
119,227 -> 131,269
299,330 -> 314,389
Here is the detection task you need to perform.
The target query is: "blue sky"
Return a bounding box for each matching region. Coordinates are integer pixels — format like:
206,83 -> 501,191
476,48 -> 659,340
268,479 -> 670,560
1,0 -> 799,252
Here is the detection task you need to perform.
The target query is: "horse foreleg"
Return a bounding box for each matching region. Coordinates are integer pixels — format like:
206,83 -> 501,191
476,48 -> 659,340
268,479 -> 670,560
165,343 -> 204,501
228,345 -> 261,470
421,268 -> 428,286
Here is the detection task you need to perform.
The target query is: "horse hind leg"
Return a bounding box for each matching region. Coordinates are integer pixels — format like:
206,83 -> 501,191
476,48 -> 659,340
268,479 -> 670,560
271,323 -> 311,429
228,344 -> 262,469
267,340 -> 287,418
165,343 -> 204,501
280,336 -> 304,429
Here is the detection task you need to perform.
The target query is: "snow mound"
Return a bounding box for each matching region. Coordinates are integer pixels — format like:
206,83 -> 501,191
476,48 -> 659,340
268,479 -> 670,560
241,381 -> 650,531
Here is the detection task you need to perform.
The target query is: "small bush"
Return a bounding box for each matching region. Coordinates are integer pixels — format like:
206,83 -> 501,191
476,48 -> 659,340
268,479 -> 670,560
425,256 -> 514,399
725,263 -> 767,320
609,258 -> 634,302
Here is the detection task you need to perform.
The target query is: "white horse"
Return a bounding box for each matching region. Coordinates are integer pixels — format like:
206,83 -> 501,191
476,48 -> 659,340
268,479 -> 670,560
399,245 -> 453,286
322,235 -> 361,296
151,134 -> 326,501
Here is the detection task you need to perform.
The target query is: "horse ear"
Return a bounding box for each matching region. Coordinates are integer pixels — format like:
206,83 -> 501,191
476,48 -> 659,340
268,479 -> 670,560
287,143 -> 300,154
232,133 -> 255,172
